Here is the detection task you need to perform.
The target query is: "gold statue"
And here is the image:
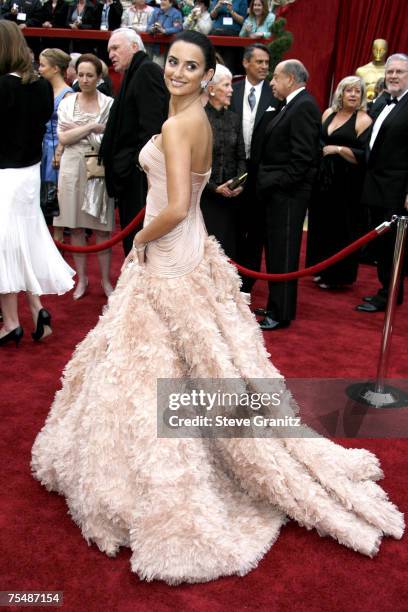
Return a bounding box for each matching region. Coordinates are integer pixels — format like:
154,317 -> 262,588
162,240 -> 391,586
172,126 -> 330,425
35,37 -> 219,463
356,39 -> 388,101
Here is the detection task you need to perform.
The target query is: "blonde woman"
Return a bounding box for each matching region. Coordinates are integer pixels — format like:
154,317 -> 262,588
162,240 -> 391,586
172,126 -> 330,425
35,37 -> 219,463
306,76 -> 372,289
39,48 -> 73,228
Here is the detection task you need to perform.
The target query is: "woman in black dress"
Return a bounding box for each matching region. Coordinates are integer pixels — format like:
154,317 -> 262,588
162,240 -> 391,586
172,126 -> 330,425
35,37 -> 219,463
306,76 -> 372,289
201,64 -> 246,259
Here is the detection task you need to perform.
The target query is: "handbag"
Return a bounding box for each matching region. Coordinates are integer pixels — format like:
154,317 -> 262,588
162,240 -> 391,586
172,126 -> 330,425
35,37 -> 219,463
40,181 -> 59,218
40,120 -> 60,218
84,147 -> 105,179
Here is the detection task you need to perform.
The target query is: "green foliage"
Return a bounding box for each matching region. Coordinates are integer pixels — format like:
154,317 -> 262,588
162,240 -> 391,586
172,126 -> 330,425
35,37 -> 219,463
267,17 -> 294,72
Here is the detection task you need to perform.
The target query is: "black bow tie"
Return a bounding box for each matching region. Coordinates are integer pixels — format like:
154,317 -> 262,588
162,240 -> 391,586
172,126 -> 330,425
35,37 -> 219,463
386,97 -> 399,105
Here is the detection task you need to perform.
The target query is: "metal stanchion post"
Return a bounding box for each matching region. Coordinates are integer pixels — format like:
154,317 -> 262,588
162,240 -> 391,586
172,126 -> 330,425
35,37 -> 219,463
347,216 -> 408,409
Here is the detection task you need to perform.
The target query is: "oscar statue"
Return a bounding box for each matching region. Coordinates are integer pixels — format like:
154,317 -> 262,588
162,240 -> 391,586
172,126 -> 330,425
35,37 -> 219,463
356,39 -> 388,101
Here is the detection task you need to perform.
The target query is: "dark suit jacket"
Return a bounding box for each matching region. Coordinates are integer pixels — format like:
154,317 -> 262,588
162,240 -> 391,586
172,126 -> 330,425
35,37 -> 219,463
41,0 -> 68,27
230,79 -> 280,160
66,0 -> 96,29
100,51 -> 169,198
1,0 -> 43,26
362,90 -> 408,212
367,91 -> 390,120
255,89 -> 321,198
94,0 -> 123,30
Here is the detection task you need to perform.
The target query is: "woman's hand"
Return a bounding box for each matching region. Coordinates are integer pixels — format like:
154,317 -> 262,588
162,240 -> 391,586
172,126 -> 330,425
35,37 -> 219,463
91,123 -> 105,134
216,180 -> 243,198
323,145 -> 341,156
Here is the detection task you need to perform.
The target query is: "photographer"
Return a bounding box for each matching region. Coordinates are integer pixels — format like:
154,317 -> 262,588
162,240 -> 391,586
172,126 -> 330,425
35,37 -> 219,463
209,0 -> 246,36
1,0 -> 43,28
183,0 -> 212,35
147,0 -> 183,35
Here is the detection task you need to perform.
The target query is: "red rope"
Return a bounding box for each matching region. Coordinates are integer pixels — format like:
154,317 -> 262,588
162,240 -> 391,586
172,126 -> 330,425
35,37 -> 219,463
232,228 -> 384,281
54,208 -> 145,253
55,208 -> 389,282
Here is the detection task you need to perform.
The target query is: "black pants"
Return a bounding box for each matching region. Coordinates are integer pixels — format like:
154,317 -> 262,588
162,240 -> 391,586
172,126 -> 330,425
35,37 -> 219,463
117,168 -> 147,256
264,188 -> 309,321
201,190 -> 239,260
236,190 -> 264,293
369,206 -> 404,304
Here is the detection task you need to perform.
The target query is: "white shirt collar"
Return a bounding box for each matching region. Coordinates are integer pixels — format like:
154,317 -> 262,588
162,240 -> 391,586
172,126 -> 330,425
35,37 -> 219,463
285,86 -> 305,105
244,78 -> 264,95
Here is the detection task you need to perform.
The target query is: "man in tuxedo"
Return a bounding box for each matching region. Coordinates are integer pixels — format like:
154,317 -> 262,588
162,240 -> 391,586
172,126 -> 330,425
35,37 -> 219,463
100,28 -> 169,255
230,44 -> 280,292
254,60 -> 321,330
356,53 -> 408,313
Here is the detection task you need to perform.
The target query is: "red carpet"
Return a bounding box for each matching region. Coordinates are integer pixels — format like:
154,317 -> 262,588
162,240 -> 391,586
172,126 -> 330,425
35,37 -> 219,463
1,234 -> 407,612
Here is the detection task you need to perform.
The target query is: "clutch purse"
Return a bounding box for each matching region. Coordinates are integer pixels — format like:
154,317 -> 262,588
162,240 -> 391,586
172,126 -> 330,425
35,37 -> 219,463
84,148 -> 105,180
228,172 -> 248,190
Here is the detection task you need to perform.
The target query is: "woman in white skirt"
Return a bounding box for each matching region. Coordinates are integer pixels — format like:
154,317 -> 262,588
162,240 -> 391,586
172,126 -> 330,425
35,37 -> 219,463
0,21 -> 75,347
55,54 -> 114,300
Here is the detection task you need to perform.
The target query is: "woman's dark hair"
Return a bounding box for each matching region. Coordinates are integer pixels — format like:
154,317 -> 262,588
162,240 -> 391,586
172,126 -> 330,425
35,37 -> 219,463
75,53 -> 103,77
170,31 -> 216,72
0,21 -> 36,84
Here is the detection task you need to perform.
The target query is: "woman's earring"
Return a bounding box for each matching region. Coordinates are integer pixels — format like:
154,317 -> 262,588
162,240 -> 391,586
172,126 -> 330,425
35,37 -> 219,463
200,80 -> 208,89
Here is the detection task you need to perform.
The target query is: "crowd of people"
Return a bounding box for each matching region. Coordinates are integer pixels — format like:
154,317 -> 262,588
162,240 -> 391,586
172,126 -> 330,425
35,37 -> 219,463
0,18 -> 407,343
0,0 -> 276,38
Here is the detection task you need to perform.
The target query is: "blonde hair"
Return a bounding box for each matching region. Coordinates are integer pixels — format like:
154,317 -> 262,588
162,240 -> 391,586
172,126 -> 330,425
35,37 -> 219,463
331,76 -> 366,111
40,48 -> 71,75
0,21 -> 36,84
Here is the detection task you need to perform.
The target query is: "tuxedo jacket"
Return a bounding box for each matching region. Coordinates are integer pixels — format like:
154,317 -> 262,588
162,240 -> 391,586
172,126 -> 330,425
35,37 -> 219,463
100,51 -> 169,198
230,79 -> 280,162
254,89 -> 321,198
362,91 -> 408,212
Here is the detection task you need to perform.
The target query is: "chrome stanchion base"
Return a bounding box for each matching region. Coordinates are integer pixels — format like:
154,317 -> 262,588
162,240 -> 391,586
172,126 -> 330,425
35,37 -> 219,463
346,381 -> 408,409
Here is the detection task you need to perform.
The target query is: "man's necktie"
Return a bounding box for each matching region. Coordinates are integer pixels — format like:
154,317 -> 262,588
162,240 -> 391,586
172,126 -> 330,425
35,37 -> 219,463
248,87 -> 256,111
386,97 -> 399,105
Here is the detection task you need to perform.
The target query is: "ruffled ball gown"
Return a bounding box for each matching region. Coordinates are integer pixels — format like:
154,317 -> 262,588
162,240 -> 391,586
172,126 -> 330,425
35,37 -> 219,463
31,137 -> 404,585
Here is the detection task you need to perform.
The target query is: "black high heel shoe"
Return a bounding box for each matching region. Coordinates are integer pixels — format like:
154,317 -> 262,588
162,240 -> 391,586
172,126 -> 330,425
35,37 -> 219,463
32,309 -> 52,341
0,326 -> 24,347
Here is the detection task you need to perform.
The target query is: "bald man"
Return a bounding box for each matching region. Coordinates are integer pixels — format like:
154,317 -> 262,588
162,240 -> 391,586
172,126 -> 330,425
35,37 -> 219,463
252,60 -> 321,330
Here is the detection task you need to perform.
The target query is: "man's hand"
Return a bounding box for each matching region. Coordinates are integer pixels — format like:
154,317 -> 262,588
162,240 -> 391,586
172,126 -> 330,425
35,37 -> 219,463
404,194 -> 408,211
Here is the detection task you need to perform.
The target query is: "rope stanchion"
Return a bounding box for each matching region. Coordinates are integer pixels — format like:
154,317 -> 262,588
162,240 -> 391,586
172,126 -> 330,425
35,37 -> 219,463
231,220 -> 394,282
55,209 -> 393,283
54,208 -> 146,253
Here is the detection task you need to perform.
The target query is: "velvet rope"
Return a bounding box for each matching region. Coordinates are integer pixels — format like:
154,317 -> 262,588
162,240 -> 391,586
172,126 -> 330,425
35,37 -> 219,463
55,208 -> 390,281
54,208 -> 145,253
232,228 -> 386,281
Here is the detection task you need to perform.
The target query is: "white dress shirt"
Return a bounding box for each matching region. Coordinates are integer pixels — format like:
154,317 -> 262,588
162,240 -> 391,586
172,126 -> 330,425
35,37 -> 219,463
369,89 -> 408,150
242,78 -> 264,159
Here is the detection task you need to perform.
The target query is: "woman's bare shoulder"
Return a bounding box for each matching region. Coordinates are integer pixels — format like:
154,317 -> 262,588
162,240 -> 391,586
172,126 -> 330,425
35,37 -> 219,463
162,111 -> 210,146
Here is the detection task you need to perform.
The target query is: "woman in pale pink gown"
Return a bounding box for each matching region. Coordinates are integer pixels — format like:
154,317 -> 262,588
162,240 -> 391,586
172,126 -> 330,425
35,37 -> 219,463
31,32 -> 404,585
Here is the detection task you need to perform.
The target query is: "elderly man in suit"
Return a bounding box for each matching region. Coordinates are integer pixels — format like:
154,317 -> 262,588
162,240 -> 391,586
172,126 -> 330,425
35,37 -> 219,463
231,43 -> 280,293
100,28 -> 169,255
254,59 -> 321,330
356,53 -> 408,313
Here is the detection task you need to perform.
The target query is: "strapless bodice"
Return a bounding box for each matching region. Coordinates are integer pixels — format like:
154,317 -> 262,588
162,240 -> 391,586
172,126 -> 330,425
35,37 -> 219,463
138,137 -> 211,277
